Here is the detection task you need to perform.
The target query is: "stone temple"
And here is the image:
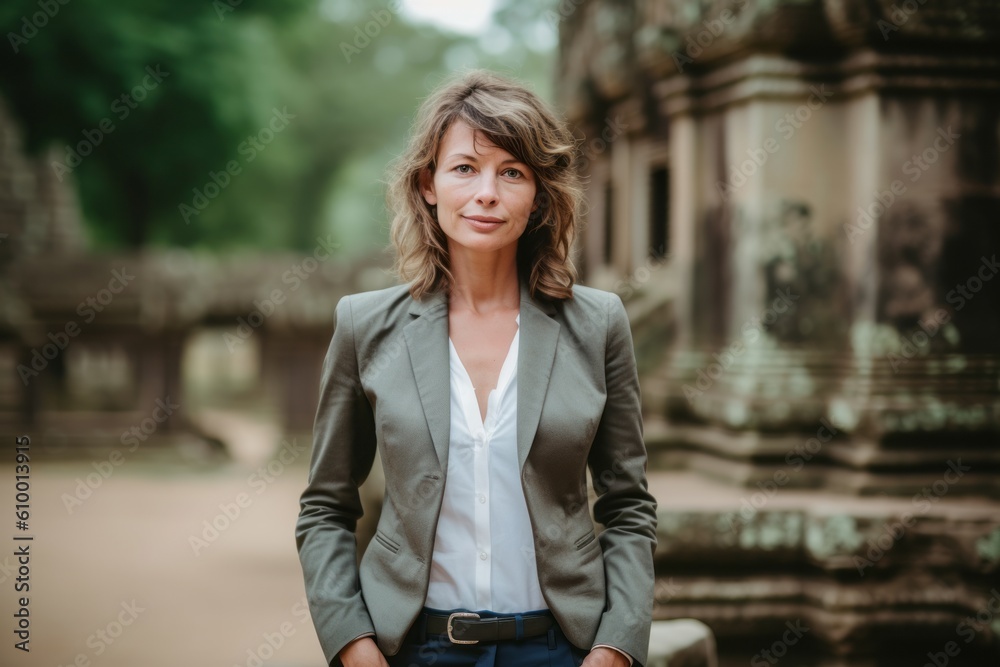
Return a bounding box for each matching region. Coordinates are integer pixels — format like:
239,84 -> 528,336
555,0 -> 1000,665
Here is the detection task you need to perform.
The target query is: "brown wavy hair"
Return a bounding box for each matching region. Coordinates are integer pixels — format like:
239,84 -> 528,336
387,69 -> 583,301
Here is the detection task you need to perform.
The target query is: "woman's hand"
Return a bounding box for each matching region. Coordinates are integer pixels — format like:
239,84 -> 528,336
338,636 -> 389,667
581,646 -> 630,667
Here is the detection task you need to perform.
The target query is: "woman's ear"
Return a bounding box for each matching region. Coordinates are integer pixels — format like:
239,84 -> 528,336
419,167 -> 437,206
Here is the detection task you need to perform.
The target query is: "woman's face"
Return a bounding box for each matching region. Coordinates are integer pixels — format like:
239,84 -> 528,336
421,119 -> 537,262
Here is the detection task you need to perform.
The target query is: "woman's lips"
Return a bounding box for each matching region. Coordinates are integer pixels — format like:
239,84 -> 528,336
463,215 -> 505,231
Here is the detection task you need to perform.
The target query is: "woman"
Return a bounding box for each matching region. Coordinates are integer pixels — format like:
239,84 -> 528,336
296,70 -> 657,667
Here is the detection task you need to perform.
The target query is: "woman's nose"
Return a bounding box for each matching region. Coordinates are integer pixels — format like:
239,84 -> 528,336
475,176 -> 498,206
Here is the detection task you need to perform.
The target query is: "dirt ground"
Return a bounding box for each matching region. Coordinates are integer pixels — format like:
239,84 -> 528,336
0,456 -> 328,667
5,426 -> 991,667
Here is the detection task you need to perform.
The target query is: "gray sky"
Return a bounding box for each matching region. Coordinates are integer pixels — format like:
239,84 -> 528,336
399,0 -> 499,35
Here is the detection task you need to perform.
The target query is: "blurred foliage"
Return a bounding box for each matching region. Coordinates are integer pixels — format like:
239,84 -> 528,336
0,0 -> 557,254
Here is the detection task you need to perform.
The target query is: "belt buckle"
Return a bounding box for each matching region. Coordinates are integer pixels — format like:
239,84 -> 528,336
446,611 -> 481,645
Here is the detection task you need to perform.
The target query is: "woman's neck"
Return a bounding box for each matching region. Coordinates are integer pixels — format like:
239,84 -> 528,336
447,248 -> 520,316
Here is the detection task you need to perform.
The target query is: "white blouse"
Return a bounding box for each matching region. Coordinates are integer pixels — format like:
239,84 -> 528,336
425,314 -> 548,613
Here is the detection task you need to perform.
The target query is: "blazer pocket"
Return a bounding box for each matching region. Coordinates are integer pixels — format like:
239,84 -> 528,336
573,530 -> 597,551
373,530 -> 401,554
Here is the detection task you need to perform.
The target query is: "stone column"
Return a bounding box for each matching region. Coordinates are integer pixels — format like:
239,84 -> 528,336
643,1 -> 1000,497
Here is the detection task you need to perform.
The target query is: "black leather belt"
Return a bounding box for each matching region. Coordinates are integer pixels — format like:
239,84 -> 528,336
422,611 -> 554,644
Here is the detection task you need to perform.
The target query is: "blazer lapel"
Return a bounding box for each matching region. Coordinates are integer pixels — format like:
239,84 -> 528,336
516,279 -> 560,471
404,288 -> 451,472
403,279 -> 561,474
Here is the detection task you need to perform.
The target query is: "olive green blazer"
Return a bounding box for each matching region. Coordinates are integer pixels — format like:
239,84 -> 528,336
296,279 -> 657,666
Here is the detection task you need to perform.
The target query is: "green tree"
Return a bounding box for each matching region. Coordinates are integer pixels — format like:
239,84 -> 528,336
0,0 -> 308,248
1,1 -> 558,253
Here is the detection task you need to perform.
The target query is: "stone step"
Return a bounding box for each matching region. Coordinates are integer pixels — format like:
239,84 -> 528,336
648,619 -> 717,667
646,471 -> 1000,664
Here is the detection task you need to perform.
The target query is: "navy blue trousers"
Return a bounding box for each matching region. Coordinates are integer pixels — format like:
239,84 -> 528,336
385,607 -> 589,667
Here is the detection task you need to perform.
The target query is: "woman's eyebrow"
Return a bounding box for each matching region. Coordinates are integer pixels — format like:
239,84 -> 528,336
443,153 -> 479,163
444,152 -> 526,165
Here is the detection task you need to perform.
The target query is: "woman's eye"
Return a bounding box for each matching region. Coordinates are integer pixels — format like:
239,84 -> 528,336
502,168 -> 522,178
455,164 -> 473,174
